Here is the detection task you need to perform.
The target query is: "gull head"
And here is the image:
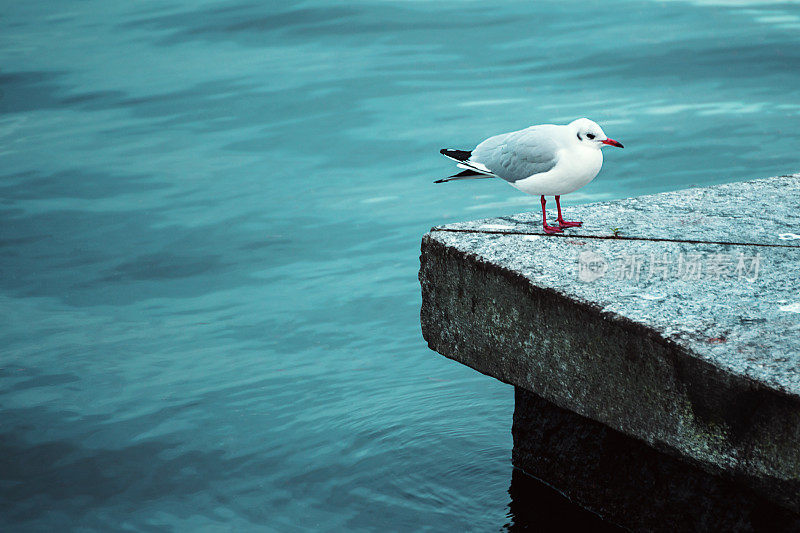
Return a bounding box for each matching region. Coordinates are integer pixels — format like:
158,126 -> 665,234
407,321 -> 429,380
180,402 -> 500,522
570,118 -> 623,149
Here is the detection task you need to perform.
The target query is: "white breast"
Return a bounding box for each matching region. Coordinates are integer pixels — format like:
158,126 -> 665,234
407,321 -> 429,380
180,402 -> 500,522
510,146 -> 603,196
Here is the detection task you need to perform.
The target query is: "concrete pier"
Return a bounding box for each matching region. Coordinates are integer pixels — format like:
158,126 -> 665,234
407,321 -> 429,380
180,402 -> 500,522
419,175 -> 800,531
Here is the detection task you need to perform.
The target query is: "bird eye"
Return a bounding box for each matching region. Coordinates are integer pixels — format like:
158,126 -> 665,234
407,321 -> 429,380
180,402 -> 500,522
587,133 -> 596,140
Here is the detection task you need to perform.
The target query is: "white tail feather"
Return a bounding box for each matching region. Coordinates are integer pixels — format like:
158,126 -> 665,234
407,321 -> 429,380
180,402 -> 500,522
457,161 -> 495,176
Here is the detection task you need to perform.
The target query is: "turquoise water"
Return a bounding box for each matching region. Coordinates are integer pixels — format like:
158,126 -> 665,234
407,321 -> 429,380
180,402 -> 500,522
1,1 -> 799,530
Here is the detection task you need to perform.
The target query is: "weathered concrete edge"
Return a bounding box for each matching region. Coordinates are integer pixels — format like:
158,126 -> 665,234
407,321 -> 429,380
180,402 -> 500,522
430,173 -> 800,247
428,227 -> 800,249
419,233 -> 800,512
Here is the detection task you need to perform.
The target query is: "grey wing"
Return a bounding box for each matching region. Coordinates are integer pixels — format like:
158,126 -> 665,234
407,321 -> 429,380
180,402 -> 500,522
470,126 -> 560,183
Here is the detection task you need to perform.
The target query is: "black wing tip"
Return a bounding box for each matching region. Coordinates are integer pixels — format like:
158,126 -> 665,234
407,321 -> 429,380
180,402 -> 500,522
440,148 -> 472,162
433,178 -> 446,183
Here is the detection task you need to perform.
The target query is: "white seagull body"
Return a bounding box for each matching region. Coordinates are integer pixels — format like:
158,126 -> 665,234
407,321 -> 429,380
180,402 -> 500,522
438,118 -> 623,233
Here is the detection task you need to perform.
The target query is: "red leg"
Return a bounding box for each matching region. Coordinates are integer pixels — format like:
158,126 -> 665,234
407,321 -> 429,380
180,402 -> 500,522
556,195 -> 582,228
541,195 -> 562,234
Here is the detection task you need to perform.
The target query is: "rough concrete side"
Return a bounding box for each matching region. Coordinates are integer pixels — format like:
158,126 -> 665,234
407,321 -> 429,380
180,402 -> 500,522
512,387 -> 800,532
419,233 -> 800,512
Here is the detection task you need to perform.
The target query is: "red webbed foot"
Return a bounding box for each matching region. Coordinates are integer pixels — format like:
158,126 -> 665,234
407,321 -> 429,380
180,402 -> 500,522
543,224 -> 563,234
558,220 -> 583,228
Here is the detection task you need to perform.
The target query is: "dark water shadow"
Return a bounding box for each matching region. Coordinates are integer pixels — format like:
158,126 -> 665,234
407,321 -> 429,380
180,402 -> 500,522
504,468 -> 623,532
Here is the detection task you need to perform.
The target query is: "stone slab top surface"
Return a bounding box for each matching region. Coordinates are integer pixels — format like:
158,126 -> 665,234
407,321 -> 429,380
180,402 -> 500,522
429,174 -> 800,398
435,174 -> 800,247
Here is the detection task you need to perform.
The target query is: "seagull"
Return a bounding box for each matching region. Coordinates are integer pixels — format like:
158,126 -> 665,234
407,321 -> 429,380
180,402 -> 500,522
437,118 -> 623,234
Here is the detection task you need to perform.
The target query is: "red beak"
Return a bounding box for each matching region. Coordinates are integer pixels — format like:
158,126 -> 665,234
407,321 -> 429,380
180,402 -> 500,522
601,138 -> 624,148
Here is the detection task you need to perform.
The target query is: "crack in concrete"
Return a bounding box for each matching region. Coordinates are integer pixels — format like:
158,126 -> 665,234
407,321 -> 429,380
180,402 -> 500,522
430,227 -> 800,249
